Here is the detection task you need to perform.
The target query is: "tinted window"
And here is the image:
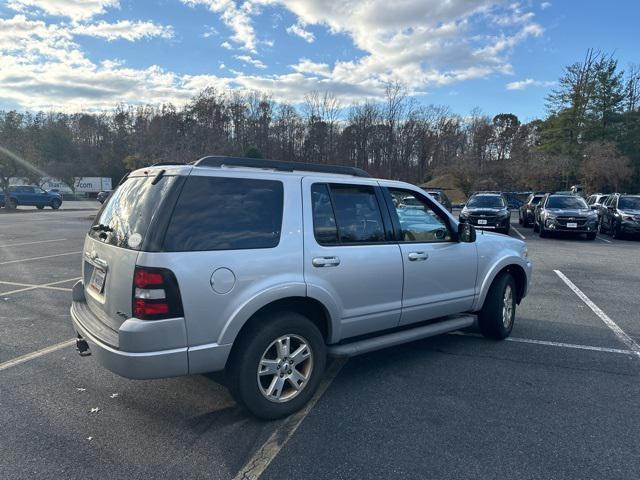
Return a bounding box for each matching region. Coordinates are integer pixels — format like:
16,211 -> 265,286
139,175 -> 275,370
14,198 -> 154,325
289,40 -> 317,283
389,189 -> 451,242
618,196 -> 640,210
467,195 -> 505,208
163,176 -> 283,251
546,196 -> 588,209
311,184 -> 338,245
330,184 -> 385,244
531,196 -> 544,205
91,175 -> 178,250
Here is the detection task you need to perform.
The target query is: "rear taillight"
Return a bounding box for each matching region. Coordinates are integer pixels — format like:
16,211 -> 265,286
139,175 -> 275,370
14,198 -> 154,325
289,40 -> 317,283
133,266 -> 183,320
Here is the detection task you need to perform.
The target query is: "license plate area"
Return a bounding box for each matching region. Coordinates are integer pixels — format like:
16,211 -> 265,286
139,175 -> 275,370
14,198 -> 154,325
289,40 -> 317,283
478,219 -> 488,225
89,266 -> 107,293
567,222 -> 577,228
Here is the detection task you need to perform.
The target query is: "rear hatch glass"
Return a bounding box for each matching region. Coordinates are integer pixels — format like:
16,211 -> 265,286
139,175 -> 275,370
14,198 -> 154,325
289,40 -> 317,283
90,175 -> 178,250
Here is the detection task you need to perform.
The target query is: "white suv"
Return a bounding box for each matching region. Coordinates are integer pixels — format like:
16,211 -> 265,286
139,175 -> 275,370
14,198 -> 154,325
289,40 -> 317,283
71,156 -> 532,419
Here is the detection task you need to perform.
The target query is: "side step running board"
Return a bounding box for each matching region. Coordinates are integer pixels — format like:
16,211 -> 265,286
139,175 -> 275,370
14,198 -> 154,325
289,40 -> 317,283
327,315 -> 476,358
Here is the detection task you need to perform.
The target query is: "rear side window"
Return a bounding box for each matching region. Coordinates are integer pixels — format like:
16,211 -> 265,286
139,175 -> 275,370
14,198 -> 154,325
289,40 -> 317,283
311,183 -> 385,245
163,176 -> 283,251
91,175 -> 177,250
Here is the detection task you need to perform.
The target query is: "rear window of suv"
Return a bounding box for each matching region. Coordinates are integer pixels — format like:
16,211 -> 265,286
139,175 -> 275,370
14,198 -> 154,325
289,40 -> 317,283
162,176 -> 283,251
90,175 -> 178,250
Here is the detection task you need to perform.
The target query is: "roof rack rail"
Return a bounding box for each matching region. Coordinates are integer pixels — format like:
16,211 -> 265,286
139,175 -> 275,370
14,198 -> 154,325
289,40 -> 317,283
193,155 -> 371,178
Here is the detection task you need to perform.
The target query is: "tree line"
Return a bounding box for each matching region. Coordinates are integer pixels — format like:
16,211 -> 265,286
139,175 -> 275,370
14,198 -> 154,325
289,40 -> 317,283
1,50 -> 639,196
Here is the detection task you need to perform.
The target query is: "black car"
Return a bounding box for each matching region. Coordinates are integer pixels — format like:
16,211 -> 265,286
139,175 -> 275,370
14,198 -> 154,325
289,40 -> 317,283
425,189 -> 453,212
534,193 -> 598,239
459,192 -> 511,235
519,192 -> 545,228
96,190 -> 112,204
598,193 -> 640,239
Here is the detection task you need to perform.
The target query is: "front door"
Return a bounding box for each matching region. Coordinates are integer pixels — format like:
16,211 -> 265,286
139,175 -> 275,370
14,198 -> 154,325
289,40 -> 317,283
383,186 -> 478,326
302,178 -> 404,340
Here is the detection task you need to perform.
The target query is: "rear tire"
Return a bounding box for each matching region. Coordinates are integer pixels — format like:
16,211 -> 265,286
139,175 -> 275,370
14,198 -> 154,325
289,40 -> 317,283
478,272 -> 516,340
227,312 -> 326,420
37,205 -> 44,209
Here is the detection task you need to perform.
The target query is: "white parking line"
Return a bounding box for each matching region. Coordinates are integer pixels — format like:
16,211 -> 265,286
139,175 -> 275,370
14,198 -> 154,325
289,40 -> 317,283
555,269 -> 640,359
596,236 -> 612,243
511,226 -> 526,240
233,359 -> 346,480
451,331 -> 635,355
0,277 -> 80,296
0,238 -> 67,248
0,251 -> 82,265
0,339 -> 75,372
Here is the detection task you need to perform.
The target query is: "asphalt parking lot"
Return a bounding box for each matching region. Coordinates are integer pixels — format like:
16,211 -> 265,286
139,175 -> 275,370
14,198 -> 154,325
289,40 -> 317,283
1,209 -> 639,480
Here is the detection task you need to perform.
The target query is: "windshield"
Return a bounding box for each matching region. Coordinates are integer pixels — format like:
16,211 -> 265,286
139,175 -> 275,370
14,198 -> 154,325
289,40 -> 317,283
467,195 -> 505,208
531,196 -> 544,205
90,175 -> 177,249
546,196 -> 588,209
618,196 -> 640,210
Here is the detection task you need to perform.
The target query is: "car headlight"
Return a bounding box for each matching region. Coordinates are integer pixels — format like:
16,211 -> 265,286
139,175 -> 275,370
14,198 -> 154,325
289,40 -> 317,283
546,213 -> 556,220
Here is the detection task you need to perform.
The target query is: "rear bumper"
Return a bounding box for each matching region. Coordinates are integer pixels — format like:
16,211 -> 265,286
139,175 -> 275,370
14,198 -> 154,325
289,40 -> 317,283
70,281 -> 231,379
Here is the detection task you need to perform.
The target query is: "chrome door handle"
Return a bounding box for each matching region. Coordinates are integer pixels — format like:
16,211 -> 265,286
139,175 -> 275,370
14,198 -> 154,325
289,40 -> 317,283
408,252 -> 428,261
312,256 -> 341,267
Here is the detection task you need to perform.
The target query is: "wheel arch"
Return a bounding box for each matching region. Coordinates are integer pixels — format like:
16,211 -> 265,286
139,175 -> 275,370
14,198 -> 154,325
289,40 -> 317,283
474,258 -> 530,310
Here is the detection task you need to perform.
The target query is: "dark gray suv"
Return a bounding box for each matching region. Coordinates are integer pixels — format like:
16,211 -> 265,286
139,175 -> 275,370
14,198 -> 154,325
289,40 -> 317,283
534,193 -> 598,239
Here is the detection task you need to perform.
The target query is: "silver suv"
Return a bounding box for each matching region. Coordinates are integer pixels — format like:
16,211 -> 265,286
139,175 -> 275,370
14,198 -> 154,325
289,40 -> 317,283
71,157 -> 532,419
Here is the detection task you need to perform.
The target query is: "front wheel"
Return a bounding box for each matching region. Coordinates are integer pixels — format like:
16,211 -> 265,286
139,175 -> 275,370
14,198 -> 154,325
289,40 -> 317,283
478,272 -> 516,340
586,232 -> 597,240
227,312 -> 326,419
51,199 -> 61,209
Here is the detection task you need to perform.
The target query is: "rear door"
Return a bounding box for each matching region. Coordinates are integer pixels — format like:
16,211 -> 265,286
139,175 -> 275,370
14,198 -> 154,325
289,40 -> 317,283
302,177 -> 403,339
83,172 -> 181,332
383,185 -> 478,326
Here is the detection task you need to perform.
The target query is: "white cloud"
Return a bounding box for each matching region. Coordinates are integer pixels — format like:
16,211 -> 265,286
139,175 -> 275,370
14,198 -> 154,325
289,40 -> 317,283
234,54 -> 267,69
72,20 -> 174,42
540,2 -> 552,10
286,22 -> 314,43
220,41 -> 233,49
181,0 -> 257,52
7,0 -> 119,21
506,78 -> 556,90
291,58 -> 330,77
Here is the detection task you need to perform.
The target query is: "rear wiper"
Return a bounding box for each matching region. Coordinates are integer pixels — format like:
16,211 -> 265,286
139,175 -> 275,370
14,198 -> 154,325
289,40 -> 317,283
91,224 -> 113,232
151,169 -> 166,185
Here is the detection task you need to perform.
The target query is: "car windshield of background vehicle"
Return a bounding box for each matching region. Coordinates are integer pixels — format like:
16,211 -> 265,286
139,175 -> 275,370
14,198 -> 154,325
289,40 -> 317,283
618,196 -> 640,210
467,196 -> 505,208
546,196 -> 588,209
532,196 -> 543,204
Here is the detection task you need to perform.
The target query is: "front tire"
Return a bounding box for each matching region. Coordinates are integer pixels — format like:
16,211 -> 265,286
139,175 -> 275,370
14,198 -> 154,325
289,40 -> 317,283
227,312 -> 326,420
586,232 -> 596,240
479,272 -> 516,340
51,199 -> 61,209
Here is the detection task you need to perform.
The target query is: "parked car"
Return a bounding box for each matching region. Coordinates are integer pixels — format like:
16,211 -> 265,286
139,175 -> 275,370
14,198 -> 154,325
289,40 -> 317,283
459,192 -> 511,235
0,185 -> 63,209
586,193 -> 609,221
503,192 -> 524,210
518,192 -> 546,228
96,190 -> 112,204
598,193 -> 640,238
70,156 -> 531,419
425,189 -> 453,212
533,193 -> 598,239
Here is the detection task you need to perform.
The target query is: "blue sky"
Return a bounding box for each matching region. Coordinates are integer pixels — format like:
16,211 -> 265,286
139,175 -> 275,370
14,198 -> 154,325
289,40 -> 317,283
0,0 -> 637,120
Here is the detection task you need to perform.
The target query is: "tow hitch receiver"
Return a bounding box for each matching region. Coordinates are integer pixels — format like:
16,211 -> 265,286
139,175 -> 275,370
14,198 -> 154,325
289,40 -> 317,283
76,335 -> 91,357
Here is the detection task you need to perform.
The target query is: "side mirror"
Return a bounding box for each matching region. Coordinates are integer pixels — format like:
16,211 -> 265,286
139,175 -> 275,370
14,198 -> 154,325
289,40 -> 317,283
458,222 -> 476,243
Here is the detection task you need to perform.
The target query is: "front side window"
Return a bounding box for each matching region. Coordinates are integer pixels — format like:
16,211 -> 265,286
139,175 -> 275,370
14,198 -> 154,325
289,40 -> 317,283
389,188 -> 452,242
163,176 -> 283,251
311,183 -> 385,245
